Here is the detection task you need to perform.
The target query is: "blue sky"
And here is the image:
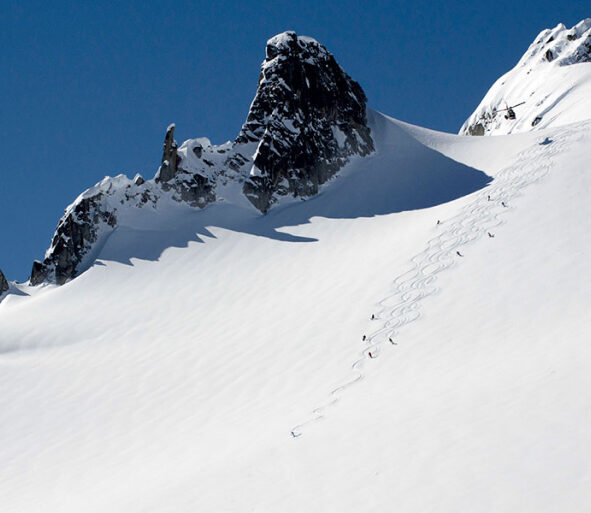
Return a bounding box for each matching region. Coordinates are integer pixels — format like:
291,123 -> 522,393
1,0 -> 588,280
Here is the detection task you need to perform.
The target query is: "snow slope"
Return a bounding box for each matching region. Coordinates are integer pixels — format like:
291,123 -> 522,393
460,19 -> 591,135
1,110 -> 590,512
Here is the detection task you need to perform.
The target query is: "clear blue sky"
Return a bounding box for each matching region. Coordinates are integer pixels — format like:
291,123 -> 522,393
1,0 -> 587,280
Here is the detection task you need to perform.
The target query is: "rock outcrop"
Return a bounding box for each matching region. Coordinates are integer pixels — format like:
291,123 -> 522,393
0,269 -> 8,295
155,125 -> 217,208
30,31 -> 374,285
238,31 -> 374,212
30,176 -> 159,285
30,193 -> 117,285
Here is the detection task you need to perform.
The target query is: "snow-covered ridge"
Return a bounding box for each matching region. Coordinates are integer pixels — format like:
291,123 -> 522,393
460,19 -> 591,136
25,31 -> 374,286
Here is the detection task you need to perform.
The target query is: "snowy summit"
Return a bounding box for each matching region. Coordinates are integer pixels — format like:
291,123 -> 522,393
461,19 -> 591,135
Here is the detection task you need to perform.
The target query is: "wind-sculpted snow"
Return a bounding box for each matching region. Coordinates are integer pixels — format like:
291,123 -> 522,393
461,19 -> 591,136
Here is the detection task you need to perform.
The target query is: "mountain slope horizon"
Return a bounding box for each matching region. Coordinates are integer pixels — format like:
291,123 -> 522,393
1,20 -> 591,513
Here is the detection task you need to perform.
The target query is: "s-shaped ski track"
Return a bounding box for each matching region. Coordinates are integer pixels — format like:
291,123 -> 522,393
291,125 -> 580,437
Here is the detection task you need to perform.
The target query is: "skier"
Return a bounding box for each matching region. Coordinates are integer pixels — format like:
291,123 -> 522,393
368,351 -> 376,359
362,334 -> 367,341
488,232 -> 495,238
389,337 -> 396,345
371,314 -> 375,320
436,220 -> 441,225
456,250 -> 463,257
291,431 -> 300,438
501,201 -> 507,207
487,195 -> 491,201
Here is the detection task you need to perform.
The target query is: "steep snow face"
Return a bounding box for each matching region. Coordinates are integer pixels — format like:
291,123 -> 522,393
460,19 -> 591,136
238,31 -> 374,212
25,31 -> 374,286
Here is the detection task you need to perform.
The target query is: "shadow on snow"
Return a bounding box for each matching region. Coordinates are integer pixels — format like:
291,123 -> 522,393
97,112 -> 491,268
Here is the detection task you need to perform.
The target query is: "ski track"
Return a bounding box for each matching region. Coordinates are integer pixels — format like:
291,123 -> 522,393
291,127 -> 577,437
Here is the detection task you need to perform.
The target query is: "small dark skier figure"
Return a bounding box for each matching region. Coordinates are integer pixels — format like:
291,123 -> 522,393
371,314 -> 376,320
488,232 -> 495,238
291,431 -> 301,438
362,334 -> 367,341
389,337 -> 396,345
501,201 -> 507,208
436,220 -> 441,226
368,351 -> 376,359
456,250 -> 463,257
487,195 -> 491,201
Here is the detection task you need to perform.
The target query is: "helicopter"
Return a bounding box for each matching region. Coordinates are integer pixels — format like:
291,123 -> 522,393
496,101 -> 526,120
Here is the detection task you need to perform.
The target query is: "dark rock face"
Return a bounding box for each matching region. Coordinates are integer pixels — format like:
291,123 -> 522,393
30,193 -> 117,285
30,260 -> 47,286
155,124 -> 180,183
0,269 -> 8,294
570,33 -> 591,63
466,123 -> 485,136
238,31 -> 374,212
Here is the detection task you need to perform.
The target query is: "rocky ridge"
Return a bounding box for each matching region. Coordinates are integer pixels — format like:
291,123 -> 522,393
27,31 -> 374,285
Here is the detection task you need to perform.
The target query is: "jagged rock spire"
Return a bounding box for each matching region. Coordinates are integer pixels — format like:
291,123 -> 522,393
155,123 -> 180,183
238,31 -> 374,212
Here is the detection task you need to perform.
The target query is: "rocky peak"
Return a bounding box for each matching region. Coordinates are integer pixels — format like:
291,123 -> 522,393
238,31 -> 374,212
29,31 -> 375,285
155,123 -> 180,182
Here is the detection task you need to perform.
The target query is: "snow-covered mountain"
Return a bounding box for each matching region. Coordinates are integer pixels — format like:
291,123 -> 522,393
27,31 -> 373,286
2,23 -> 591,513
460,19 -> 591,135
